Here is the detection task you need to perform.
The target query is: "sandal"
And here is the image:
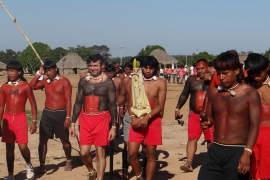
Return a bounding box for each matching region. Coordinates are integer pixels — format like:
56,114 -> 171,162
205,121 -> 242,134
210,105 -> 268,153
64,160 -> 72,171
180,163 -> 193,172
88,169 -> 97,180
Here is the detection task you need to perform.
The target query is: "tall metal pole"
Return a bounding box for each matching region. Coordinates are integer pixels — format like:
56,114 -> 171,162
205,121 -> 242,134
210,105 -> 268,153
186,52 -> 187,66
120,40 -> 122,66
0,1 -> 44,65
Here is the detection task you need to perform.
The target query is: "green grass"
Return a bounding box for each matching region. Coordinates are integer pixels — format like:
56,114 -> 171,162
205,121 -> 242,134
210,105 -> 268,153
25,110 -> 42,125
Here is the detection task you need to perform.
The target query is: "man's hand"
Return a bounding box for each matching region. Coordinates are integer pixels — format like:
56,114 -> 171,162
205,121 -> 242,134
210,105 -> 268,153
238,151 -> 251,174
203,73 -> 212,81
108,127 -> 116,141
131,117 -> 141,128
119,107 -> 124,117
175,109 -> 184,126
64,118 -> 71,129
140,115 -> 149,128
39,66 -> 44,75
69,124 -> 76,137
30,121 -> 37,134
200,111 -> 210,130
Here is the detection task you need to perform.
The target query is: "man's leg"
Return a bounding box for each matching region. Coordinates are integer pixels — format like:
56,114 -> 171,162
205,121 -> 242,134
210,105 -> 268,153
128,142 -> 142,179
6,143 -> 15,176
95,146 -> 106,180
80,145 -> 96,180
36,136 -> 49,174
141,144 -> 147,179
145,145 -> 156,180
18,143 -> 35,179
60,138 -> 72,170
181,138 -> 199,172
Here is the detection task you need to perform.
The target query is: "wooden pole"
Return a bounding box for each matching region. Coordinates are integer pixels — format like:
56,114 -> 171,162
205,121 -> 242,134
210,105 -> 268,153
0,1 -> 44,65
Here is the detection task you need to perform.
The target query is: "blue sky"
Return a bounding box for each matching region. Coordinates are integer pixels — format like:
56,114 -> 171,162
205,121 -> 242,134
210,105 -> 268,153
1,0 -> 270,57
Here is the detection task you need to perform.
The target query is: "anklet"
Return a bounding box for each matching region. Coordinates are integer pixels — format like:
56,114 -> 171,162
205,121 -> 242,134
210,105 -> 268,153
66,159 -> 72,162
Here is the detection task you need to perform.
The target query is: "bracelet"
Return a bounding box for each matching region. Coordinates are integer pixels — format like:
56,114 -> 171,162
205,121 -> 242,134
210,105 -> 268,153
66,116 -> 70,119
175,109 -> 180,111
244,148 -> 252,154
111,126 -> 117,129
129,115 -> 135,118
71,123 -> 75,126
32,120 -> 37,122
147,113 -> 151,119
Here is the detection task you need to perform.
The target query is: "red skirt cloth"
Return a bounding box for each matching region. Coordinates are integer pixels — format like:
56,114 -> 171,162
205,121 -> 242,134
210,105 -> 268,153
188,110 -> 213,141
79,111 -> 111,146
250,126 -> 270,180
128,116 -> 162,146
2,112 -> 28,144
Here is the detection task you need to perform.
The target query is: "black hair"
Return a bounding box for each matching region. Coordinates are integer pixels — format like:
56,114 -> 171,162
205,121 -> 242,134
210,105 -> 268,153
214,50 -> 243,83
196,59 -> 208,64
43,60 -> 59,74
86,54 -> 105,65
208,61 -> 213,67
105,64 -> 116,72
6,61 -> 27,82
244,53 -> 270,88
124,61 -> 133,70
139,56 -> 159,76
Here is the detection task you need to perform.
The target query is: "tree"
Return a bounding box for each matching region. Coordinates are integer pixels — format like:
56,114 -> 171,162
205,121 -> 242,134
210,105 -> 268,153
137,45 -> 166,56
190,51 -> 215,64
0,49 -> 20,64
108,56 -> 133,66
68,45 -> 95,61
19,42 -> 51,73
264,48 -> 270,60
49,47 -> 68,63
90,45 -> 111,60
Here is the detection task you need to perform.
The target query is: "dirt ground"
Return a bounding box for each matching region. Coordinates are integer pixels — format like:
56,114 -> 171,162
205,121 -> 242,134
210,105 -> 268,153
0,74 -> 207,180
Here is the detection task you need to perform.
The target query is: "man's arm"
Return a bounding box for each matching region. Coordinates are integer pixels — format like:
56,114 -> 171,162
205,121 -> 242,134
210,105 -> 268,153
26,84 -> 38,134
175,78 -> 191,109
107,80 -> 117,127
71,80 -> 83,123
246,90 -> 261,150
238,89 -> 261,175
201,89 -> 214,129
63,79 -> 72,128
0,86 -> 6,123
29,75 -> 45,90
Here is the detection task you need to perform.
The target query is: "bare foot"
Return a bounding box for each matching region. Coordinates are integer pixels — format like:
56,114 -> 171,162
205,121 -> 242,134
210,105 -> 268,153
35,165 -> 47,175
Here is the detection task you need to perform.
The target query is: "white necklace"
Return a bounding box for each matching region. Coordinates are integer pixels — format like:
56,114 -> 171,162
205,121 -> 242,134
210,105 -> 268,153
124,73 -> 132,78
262,76 -> 270,87
217,83 -> 239,96
143,75 -> 157,81
8,79 -> 21,86
85,72 -> 103,82
47,75 -> 60,83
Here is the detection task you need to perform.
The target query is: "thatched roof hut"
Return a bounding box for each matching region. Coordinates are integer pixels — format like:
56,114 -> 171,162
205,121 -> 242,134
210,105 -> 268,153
149,49 -> 178,64
56,53 -> 87,75
0,61 -> 7,76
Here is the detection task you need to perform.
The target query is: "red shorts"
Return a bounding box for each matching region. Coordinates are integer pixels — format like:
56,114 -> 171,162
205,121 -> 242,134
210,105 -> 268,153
128,116 -> 162,146
2,112 -> 28,144
188,110 -> 214,141
250,126 -> 270,180
79,111 -> 111,146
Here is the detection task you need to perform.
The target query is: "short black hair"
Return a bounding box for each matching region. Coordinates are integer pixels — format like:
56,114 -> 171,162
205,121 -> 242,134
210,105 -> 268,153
6,61 -> 27,82
43,60 -> 59,74
105,64 -> 115,72
86,54 -> 105,65
244,53 -> 270,88
140,56 -> 159,76
214,50 -> 243,83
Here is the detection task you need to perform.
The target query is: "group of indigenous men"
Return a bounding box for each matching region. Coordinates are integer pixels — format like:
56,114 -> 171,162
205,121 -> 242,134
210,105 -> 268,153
0,50 -> 269,180
0,54 -> 165,180
176,50 -> 270,180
